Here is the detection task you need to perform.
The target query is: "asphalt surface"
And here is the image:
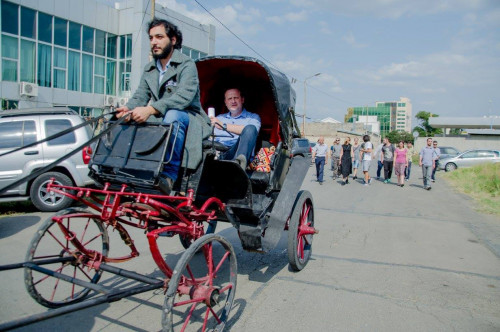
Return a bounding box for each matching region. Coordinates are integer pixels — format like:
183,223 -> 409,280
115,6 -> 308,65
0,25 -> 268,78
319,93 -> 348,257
0,163 -> 499,331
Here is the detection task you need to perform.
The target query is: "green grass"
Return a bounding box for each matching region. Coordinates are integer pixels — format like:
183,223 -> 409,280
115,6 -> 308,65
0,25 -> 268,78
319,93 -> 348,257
443,163 -> 500,216
0,201 -> 37,216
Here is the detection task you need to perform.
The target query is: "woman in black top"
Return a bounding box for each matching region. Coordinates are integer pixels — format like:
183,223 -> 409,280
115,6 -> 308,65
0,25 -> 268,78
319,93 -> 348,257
339,137 -> 353,185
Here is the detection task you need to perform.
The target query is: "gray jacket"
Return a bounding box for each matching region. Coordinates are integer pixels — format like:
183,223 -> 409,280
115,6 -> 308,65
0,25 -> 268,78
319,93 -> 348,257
126,49 -> 211,170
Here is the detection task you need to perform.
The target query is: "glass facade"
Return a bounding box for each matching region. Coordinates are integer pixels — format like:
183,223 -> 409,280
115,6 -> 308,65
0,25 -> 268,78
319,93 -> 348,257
0,0 -> 133,97
347,105 -> 391,137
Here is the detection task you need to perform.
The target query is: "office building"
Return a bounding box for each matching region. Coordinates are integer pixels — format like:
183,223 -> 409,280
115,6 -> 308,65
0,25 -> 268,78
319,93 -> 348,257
0,0 -> 215,117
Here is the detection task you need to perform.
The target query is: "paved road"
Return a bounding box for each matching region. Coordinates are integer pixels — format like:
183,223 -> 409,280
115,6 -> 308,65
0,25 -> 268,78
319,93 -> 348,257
0,164 -> 499,331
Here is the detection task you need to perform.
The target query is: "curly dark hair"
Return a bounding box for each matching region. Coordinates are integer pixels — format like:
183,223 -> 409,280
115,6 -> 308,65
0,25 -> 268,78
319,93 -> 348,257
147,18 -> 183,49
363,135 -> 370,142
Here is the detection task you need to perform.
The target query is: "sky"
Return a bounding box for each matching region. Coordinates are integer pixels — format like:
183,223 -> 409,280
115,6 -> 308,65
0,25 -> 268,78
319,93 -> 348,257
156,0 -> 500,125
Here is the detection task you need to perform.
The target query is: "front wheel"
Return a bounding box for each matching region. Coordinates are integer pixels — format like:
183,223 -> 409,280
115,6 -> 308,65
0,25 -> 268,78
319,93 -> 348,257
162,234 -> 237,332
445,163 -> 457,172
24,208 -> 109,308
287,190 -> 315,271
30,171 -> 74,212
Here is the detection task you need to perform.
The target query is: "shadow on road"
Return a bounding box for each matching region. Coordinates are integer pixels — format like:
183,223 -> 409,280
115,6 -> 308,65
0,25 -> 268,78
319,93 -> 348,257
0,215 -> 40,239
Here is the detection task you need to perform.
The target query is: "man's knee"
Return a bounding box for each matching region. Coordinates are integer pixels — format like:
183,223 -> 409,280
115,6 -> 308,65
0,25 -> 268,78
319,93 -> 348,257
240,125 -> 258,138
163,109 -> 189,128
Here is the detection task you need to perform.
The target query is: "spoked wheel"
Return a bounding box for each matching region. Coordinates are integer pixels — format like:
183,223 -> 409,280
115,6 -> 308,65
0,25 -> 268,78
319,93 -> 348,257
24,208 -> 109,308
179,220 -> 217,250
162,234 -> 237,332
287,190 -> 315,271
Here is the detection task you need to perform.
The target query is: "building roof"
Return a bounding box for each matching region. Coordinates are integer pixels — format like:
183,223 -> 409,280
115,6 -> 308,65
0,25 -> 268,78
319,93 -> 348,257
465,129 -> 500,135
429,117 -> 500,129
320,117 -> 341,123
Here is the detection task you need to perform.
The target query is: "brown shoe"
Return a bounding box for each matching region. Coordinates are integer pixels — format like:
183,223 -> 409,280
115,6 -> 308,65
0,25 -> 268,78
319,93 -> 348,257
158,175 -> 173,195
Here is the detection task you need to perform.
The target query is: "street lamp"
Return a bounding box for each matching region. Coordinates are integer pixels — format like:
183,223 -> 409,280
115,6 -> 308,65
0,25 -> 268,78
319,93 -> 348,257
303,72 -> 321,136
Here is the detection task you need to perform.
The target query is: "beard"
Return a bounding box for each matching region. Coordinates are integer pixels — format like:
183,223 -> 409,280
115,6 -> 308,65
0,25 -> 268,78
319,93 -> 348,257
152,42 -> 173,60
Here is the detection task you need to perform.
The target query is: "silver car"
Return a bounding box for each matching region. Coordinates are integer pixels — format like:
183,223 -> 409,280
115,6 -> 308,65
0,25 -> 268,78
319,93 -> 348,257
0,108 -> 95,211
438,149 -> 500,172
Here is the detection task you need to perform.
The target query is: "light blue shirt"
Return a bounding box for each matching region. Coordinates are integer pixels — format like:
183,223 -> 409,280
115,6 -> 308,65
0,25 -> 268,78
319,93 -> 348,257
156,59 -> 170,84
214,109 -> 261,147
420,146 -> 435,166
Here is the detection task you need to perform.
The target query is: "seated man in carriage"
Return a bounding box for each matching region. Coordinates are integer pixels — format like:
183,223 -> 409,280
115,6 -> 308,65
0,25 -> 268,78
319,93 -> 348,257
116,18 -> 211,194
209,87 -> 261,170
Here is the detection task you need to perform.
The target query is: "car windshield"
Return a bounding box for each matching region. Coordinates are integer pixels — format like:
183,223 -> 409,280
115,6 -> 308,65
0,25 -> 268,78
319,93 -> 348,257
296,140 -> 309,148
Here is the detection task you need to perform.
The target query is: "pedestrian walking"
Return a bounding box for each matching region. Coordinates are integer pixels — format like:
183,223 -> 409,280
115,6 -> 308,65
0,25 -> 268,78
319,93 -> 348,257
360,135 -> 373,186
419,137 -> 435,190
394,141 -> 408,187
431,140 -> 441,182
352,137 -> 361,180
312,136 -> 328,184
331,138 -> 341,179
381,138 -> 395,183
339,137 -> 353,185
404,141 -> 415,181
374,140 -> 384,179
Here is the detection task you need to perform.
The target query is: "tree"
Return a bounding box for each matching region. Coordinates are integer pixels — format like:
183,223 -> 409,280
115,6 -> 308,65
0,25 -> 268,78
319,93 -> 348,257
384,130 -> 414,143
413,111 -> 442,137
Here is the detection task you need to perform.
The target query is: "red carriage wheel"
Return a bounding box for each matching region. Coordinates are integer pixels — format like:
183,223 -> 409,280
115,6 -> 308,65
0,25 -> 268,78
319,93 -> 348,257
24,208 -> 109,308
287,190 -> 315,271
162,234 -> 237,332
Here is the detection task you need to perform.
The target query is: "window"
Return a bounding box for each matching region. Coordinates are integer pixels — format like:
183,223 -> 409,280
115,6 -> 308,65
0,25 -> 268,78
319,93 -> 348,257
20,39 -> 36,83
1,35 -> 18,81
81,54 -> 93,92
21,7 -> 36,38
38,12 -> 52,43
1,1 -> 18,35
53,47 -> 66,89
94,56 -> 105,94
461,151 -> 479,159
95,29 -> 105,56
68,51 -> 80,91
45,119 -> 76,145
106,60 -> 116,95
37,43 -> 51,87
107,34 -> 117,58
0,121 -> 23,149
119,60 -> 131,93
69,22 -> 81,50
82,26 -> 94,53
54,17 -> 67,47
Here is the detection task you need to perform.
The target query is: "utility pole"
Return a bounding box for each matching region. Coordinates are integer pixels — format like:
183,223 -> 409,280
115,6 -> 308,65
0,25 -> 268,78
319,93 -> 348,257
303,73 -> 321,136
151,0 -> 155,18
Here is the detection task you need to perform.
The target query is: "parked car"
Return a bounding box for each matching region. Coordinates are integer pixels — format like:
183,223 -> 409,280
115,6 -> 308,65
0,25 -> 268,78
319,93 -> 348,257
438,146 -> 460,159
291,138 -> 312,159
0,108 -> 95,211
438,149 -> 500,172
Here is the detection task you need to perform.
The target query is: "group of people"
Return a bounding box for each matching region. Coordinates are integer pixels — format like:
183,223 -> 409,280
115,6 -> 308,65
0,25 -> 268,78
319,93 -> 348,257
312,135 -> 442,190
115,18 -> 261,194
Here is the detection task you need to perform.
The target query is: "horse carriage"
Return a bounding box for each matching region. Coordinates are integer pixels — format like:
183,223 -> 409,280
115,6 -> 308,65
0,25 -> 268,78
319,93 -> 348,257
0,56 -> 316,331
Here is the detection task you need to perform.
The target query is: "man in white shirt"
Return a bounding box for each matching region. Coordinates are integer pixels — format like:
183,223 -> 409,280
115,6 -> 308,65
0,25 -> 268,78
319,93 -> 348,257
360,135 -> 373,186
312,137 -> 329,184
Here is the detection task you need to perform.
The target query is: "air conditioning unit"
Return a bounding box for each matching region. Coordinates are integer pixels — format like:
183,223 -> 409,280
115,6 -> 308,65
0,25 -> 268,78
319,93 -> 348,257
20,82 -> 38,97
118,97 -> 129,107
104,95 -> 118,106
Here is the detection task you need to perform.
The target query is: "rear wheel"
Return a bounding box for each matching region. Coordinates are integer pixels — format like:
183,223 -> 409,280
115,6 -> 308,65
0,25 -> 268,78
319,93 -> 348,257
30,172 -> 73,212
445,163 -> 457,172
162,234 -> 237,332
24,208 -> 109,308
288,190 -> 315,271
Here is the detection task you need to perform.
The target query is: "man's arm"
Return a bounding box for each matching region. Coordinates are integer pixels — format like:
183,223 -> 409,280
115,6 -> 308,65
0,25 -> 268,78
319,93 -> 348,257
212,113 -> 261,135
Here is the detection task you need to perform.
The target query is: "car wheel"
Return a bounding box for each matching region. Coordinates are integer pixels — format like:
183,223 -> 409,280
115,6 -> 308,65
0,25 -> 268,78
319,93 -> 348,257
445,163 -> 457,172
30,172 -> 74,212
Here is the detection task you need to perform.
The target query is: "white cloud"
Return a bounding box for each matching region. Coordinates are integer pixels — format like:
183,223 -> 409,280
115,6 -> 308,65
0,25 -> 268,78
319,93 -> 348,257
318,21 -> 332,35
342,31 -> 367,48
267,10 -> 308,24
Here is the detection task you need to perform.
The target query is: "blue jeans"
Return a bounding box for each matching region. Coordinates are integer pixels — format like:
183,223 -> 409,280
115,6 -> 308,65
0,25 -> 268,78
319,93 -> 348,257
431,160 -> 439,180
162,109 -> 189,181
422,165 -> 432,187
377,160 -> 383,178
315,156 -> 325,182
405,161 -> 412,179
221,125 -> 258,162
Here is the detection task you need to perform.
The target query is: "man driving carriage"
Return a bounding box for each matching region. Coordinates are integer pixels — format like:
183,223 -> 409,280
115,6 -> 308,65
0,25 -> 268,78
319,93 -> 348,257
210,87 -> 261,170
116,18 -> 211,194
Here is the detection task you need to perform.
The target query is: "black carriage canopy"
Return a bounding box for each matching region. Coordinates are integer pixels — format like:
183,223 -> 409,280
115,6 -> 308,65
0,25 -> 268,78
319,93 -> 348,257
195,56 -> 298,148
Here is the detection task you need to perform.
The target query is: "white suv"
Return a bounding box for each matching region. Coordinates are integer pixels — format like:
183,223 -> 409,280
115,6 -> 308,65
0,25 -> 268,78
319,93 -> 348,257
0,108 -> 95,211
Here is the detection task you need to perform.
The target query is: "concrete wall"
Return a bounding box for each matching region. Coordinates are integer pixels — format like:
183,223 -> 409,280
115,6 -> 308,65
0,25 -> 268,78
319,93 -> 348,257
414,135 -> 500,153
304,122 -> 381,145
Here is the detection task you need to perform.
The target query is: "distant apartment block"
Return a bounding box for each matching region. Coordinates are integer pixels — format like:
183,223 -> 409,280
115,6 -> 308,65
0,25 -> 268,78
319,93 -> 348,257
345,97 -> 412,137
